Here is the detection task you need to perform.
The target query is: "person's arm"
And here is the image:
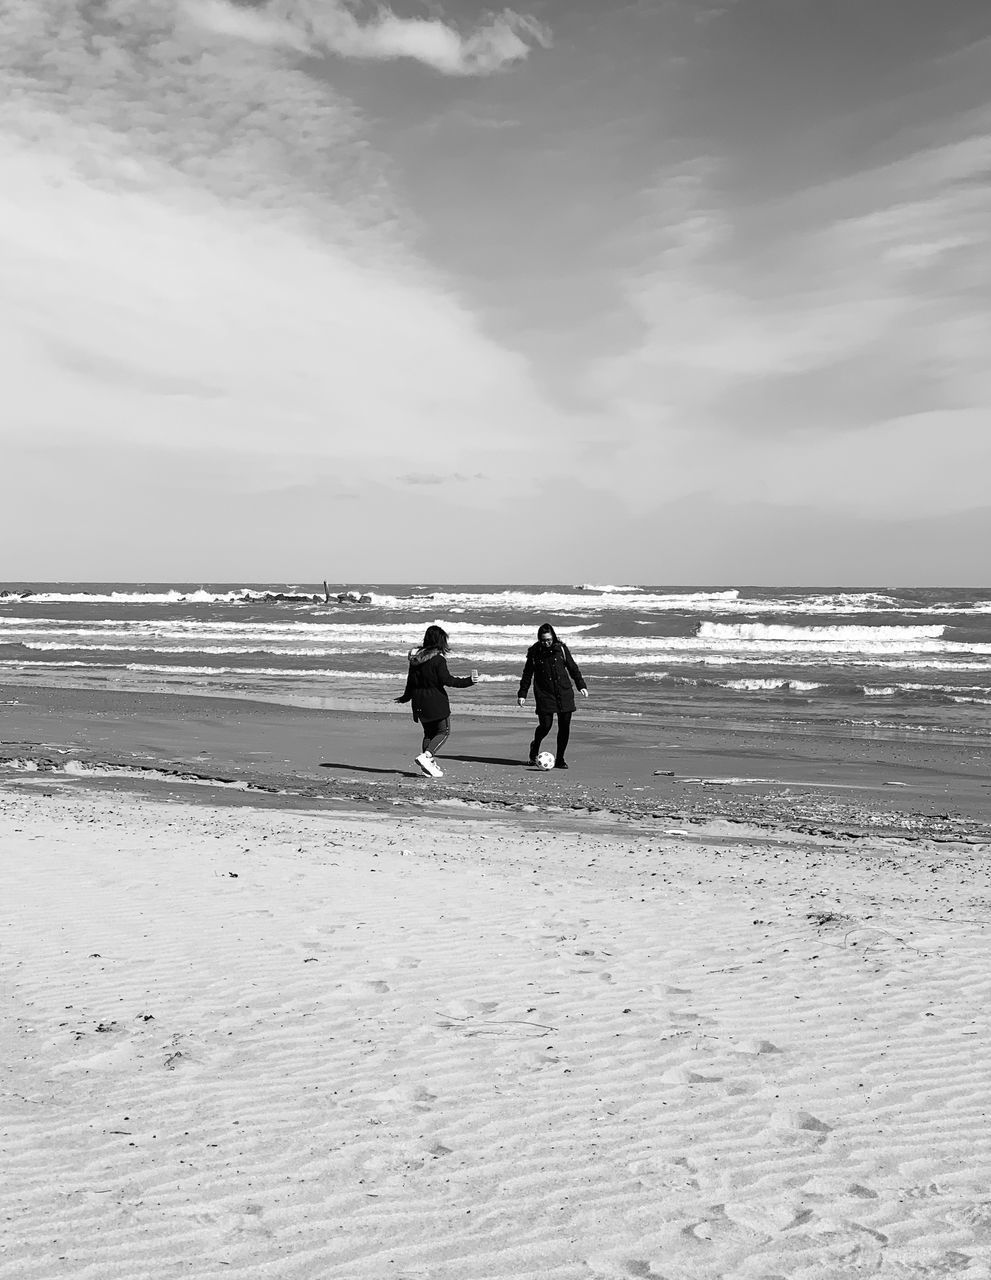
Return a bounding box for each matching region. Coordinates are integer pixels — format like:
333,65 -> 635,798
394,665 -> 414,703
440,657 -> 474,689
517,649 -> 534,703
562,644 -> 588,695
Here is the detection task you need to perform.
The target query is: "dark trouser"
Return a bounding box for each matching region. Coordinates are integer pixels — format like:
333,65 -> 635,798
420,717 -> 450,756
530,710 -> 572,762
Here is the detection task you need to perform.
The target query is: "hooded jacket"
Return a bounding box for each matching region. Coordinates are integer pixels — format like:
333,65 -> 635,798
396,647 -> 473,724
517,634 -> 586,715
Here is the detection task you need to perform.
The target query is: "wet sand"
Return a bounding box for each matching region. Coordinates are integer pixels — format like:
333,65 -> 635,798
2,682 -> 989,839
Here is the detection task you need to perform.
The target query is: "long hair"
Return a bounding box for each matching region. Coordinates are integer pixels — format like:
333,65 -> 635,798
421,624 -> 450,653
536,622 -> 559,645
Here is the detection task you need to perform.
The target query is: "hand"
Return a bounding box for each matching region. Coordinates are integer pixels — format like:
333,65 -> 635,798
579,688 -> 589,698
517,697 -> 525,707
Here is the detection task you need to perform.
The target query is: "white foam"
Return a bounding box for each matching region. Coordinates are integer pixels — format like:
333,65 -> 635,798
721,678 -> 826,692
8,585 -> 991,617
13,626 -> 991,664
699,622 -> 946,644
0,659 -> 518,683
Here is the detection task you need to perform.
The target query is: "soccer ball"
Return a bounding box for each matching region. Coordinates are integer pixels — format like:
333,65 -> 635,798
536,751 -> 555,771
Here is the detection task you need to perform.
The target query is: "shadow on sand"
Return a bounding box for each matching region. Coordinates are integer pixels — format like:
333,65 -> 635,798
319,762 -> 419,778
443,754 -> 530,767
318,754 -> 531,776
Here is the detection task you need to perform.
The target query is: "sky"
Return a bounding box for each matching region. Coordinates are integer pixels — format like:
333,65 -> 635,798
3,0 -> 991,584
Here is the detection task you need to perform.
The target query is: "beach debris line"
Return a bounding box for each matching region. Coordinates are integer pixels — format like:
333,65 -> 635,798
0,755 -> 278,794
435,1011 -> 557,1037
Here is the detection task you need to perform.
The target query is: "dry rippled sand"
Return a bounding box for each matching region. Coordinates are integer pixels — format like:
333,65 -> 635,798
2,784 -> 991,1279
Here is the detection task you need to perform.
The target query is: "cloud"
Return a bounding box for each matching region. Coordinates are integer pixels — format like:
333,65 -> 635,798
0,0 -> 566,543
188,0 -> 551,75
0,128 -> 553,473
399,471 -> 485,485
585,115 -> 991,519
0,0 -> 397,242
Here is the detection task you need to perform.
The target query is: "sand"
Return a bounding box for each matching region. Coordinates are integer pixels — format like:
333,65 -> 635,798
3,773 -> 991,1280
3,684 -> 990,838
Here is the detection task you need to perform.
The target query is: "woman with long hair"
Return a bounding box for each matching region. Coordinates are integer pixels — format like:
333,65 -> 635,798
517,622 -> 588,769
395,624 -> 476,777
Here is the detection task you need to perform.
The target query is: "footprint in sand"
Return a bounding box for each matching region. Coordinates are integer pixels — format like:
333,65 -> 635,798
517,1048 -> 560,1071
438,998 -> 500,1018
732,1036 -> 783,1056
947,1201 -> 991,1239
179,1204 -> 272,1242
900,1181 -> 947,1201
626,1157 -> 700,1192
679,1204 -> 767,1247
669,1009 -> 717,1027
771,1108 -> 832,1138
335,979 -> 391,996
722,1197 -> 812,1236
373,1084 -> 438,1112
621,1260 -> 667,1280
585,1253 -> 668,1279
660,1065 -> 723,1085
802,1175 -> 878,1201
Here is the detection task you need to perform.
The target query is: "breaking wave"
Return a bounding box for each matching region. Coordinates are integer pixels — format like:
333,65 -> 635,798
697,623 -> 946,644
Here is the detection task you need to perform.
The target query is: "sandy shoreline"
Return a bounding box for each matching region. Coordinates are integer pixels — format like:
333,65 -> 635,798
3,777 -> 991,1279
5,677 -> 991,1273
2,682 -> 990,840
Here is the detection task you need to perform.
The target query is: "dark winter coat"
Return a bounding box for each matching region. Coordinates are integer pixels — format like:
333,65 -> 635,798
517,641 -> 586,715
397,647 -> 473,723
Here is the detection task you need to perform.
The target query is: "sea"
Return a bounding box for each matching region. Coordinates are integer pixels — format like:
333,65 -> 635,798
2,582 -> 990,742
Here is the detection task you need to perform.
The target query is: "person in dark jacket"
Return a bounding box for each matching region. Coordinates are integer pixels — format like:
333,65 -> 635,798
517,622 -> 588,769
395,624 -> 476,777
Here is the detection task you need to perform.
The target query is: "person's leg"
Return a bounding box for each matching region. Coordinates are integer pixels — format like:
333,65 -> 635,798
420,720 -> 438,754
423,717 -> 450,757
555,710 -> 572,765
530,711 -> 554,761
415,718 -> 448,777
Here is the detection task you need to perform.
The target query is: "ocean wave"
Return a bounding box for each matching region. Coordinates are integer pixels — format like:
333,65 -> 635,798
8,589 -> 991,624
698,622 -> 946,644
0,619 -> 593,640
0,658 -> 517,682
15,642 -> 431,658
636,674 -> 825,692
11,623 -> 991,660
3,589 -> 254,605
383,589 -> 748,613
721,677 -> 826,692
6,585 -> 991,620
7,640 -> 991,672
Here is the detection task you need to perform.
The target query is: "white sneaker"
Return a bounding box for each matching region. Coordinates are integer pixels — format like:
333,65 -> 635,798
415,752 -> 443,778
